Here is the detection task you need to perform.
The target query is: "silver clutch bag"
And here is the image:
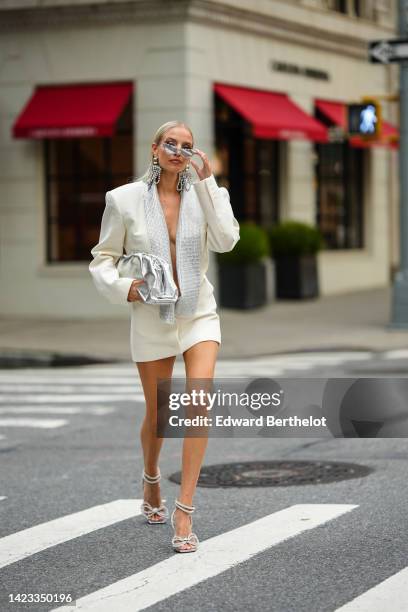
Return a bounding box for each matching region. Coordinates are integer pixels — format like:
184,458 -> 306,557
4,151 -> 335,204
116,252 -> 179,305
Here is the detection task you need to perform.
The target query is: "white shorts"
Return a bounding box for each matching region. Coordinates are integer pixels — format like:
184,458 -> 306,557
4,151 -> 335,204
130,276 -> 221,362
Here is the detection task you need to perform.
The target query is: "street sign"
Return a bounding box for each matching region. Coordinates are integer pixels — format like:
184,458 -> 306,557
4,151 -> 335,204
369,38 -> 408,64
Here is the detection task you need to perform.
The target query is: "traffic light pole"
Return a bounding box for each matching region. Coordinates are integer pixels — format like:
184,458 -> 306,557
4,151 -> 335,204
391,0 -> 408,327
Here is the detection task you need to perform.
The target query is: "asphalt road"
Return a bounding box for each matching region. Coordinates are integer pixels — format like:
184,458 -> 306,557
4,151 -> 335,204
0,349 -> 407,612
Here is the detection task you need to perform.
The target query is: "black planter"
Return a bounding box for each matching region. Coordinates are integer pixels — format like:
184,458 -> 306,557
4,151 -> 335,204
218,261 -> 267,308
274,254 -> 319,299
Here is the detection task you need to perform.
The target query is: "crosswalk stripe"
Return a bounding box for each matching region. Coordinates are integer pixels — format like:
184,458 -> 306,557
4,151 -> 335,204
0,385 -> 142,393
42,351 -> 371,369
0,418 -> 68,428
212,354 -> 371,368
0,406 -> 115,415
0,351 -> 375,382
0,394 -> 143,403
0,350 -> 374,384
0,499 -> 142,569
0,497 -> 6,502
51,503 -> 358,612
0,378 -> 143,385
215,366 -> 284,378
382,349 -> 408,360
270,352 -> 372,362
334,566 -> 408,611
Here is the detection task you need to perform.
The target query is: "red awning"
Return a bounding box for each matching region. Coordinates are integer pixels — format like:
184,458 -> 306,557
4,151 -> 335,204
215,83 -> 328,142
315,99 -> 399,149
12,82 -> 133,139
315,100 -> 347,130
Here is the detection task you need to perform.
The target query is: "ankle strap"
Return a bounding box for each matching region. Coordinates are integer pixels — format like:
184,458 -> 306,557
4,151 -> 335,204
175,499 -> 195,514
142,469 -> 161,484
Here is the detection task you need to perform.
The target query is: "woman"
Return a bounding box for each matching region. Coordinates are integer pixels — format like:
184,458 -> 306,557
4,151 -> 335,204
89,120 -> 240,553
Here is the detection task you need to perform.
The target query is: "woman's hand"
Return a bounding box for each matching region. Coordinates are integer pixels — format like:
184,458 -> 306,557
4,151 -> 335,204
190,148 -> 212,180
127,279 -> 145,302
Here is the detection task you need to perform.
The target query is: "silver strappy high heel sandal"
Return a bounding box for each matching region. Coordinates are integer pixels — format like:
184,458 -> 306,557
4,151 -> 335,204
170,499 -> 199,553
140,469 -> 169,524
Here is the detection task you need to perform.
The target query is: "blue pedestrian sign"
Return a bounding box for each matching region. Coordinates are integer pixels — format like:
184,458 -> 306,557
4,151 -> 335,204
348,102 -> 382,138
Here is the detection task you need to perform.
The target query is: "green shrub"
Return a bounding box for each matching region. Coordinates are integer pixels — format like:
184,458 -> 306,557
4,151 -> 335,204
217,221 -> 269,265
267,220 -> 324,257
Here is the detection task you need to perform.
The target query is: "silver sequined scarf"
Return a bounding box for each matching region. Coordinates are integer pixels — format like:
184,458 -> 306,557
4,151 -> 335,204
142,180 -> 203,324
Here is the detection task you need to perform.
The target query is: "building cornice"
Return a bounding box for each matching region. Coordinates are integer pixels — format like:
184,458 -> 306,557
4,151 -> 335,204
0,0 -> 395,61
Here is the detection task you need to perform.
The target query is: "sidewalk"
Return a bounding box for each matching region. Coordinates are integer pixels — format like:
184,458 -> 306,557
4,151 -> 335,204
0,286 -> 407,363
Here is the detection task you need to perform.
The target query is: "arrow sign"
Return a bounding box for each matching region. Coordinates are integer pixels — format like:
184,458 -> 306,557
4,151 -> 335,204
369,38 -> 408,63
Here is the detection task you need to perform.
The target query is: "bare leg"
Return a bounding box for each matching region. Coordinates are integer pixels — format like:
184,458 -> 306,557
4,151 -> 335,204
173,340 -> 220,550
136,354 -> 177,521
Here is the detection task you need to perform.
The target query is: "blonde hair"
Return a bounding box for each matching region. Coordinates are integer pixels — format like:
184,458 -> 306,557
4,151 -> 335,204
133,120 -> 195,184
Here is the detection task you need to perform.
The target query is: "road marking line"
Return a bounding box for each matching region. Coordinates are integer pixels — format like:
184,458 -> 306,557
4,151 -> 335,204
215,369 -> 284,376
334,566 -> 408,611
0,377 -> 142,385
0,352 -> 374,381
0,385 -> 142,393
0,499 -> 142,569
0,394 -> 143,403
51,503 -> 358,612
382,349 -> 408,360
0,406 -> 115,415
269,352 -> 372,362
0,418 -> 68,428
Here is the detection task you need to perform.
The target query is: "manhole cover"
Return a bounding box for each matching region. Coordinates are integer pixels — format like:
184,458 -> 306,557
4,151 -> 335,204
169,460 -> 372,487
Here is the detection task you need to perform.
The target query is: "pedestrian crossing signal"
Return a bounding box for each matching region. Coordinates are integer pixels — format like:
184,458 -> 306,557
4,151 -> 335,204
348,101 -> 382,139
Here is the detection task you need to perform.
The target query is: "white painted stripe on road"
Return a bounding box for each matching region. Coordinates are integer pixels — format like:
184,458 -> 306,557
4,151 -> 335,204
52,503 -> 358,612
334,566 -> 408,611
0,353 -> 373,371
215,369 -> 285,377
215,360 -> 295,367
0,394 -> 143,403
0,499 -> 142,569
215,352 -> 372,366
382,349 -> 408,360
267,352 -> 372,361
55,352 -> 372,367
0,352 -> 374,379
0,406 -> 115,415
0,372 -> 291,383
0,385 -> 141,393
0,377 -> 142,385
0,418 -> 68,429
0,497 -> 7,501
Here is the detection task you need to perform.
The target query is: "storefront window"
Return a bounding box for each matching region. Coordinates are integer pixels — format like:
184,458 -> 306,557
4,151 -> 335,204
353,0 -> 362,16
215,95 -> 280,225
315,142 -> 364,249
44,98 -> 133,262
331,0 -> 347,13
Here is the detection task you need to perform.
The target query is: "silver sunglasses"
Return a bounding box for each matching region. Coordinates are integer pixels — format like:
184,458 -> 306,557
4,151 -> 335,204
161,141 -> 198,159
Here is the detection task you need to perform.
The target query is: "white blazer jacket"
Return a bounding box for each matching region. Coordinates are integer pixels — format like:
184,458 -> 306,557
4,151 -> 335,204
89,174 -> 240,310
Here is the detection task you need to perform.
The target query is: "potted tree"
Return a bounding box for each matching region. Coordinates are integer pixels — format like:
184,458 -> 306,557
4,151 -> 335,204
267,220 -> 324,299
217,221 -> 269,308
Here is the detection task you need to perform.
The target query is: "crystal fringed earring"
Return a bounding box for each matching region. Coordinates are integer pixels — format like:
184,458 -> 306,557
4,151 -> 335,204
177,163 -> 193,192
147,155 -> 161,188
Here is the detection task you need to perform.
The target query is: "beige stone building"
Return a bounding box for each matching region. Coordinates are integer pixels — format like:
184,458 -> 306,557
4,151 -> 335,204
0,0 -> 400,318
